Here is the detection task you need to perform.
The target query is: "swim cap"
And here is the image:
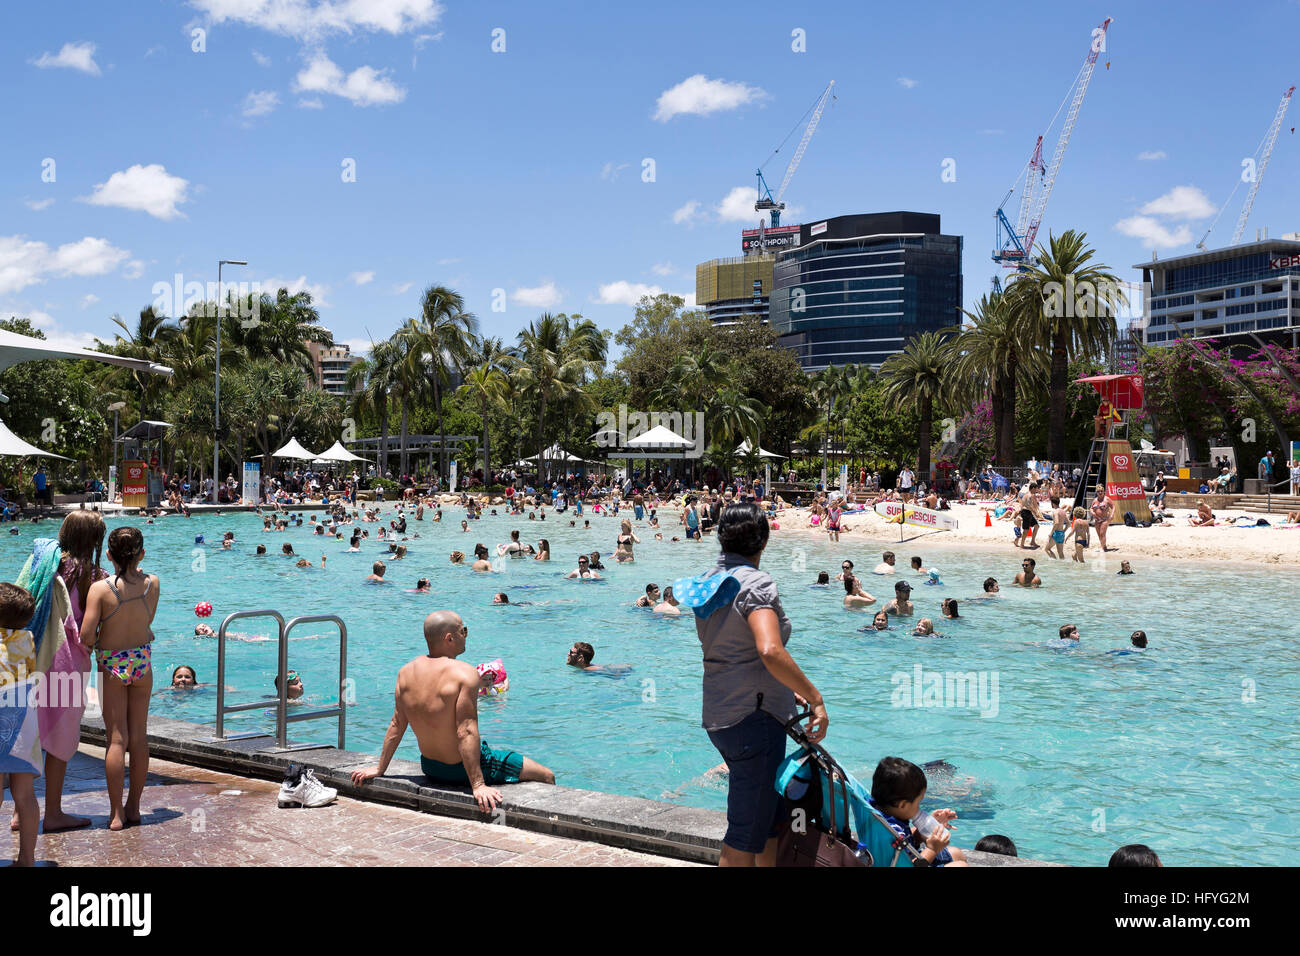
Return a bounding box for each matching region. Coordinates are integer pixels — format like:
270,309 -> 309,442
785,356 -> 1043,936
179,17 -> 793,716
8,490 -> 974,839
928,569 -> 940,581
476,658 -> 507,684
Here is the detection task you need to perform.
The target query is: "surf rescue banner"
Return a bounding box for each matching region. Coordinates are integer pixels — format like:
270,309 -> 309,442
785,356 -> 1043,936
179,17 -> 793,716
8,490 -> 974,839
874,501 -> 959,530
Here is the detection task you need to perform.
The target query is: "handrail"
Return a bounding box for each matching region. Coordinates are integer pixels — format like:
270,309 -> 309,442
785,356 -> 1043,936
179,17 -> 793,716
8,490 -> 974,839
1265,474 -> 1296,514
279,614 -> 348,750
214,609 -> 347,752
216,610 -> 286,741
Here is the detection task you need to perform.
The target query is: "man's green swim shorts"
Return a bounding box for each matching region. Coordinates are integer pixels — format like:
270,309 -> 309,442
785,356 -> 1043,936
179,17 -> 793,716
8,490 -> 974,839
420,740 -> 524,785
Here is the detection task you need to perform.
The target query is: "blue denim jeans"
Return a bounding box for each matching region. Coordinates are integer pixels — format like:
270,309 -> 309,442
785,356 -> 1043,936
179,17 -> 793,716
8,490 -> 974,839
707,710 -> 789,854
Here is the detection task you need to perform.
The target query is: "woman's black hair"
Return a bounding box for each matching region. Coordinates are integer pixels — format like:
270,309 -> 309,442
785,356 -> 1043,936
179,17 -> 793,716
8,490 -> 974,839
843,574 -> 857,594
1109,844 -> 1161,867
816,571 -> 830,584
717,501 -> 769,557
870,756 -> 927,807
974,834 -> 1017,857
942,598 -> 959,617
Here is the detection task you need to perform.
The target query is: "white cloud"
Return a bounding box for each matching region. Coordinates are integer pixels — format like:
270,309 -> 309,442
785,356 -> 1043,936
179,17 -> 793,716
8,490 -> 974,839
340,337 -> 373,358
596,283 -> 693,307
436,257 -> 459,266
80,293 -> 100,309
897,77 -> 918,89
0,307 -> 57,329
392,281 -> 414,295
122,259 -> 146,280
25,198 -> 55,211
978,128 -> 1004,135
653,74 -> 765,122
1137,150 -> 1167,161
349,270 -> 375,285
651,262 -> 674,276
293,52 -> 405,107
0,309 -> 99,350
513,281 -> 562,308
32,41 -> 101,76
297,97 -> 324,109
144,45 -> 164,58
672,200 -> 704,226
0,234 -> 131,295
601,161 -> 630,181
413,32 -> 442,48
83,164 -> 190,220
1115,215 -> 1193,249
189,0 -> 444,40
252,49 -> 271,67
242,89 -> 280,117
716,186 -> 759,223
1139,185 -> 1215,220
261,275 -> 330,307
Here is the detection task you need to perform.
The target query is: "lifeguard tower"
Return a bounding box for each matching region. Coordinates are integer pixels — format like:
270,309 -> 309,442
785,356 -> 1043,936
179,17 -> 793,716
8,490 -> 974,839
1073,374 -> 1152,523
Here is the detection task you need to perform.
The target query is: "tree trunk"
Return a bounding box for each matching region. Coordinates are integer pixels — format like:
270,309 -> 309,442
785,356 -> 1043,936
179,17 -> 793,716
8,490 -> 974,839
918,397 -> 933,481
990,381 -> 1005,465
400,396 -> 410,477
1049,331 -> 1069,461
537,389 -> 548,482
379,409 -> 390,479
1001,353 -> 1019,465
433,374 -> 446,482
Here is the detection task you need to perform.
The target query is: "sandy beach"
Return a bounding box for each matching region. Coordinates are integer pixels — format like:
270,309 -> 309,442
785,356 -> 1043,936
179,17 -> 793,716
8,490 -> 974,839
768,500 -> 1300,568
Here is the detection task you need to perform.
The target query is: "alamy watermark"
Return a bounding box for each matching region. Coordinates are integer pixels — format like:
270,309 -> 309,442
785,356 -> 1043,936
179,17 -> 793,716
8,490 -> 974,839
891,664 -> 999,718
594,404 -> 705,459
151,273 -> 263,328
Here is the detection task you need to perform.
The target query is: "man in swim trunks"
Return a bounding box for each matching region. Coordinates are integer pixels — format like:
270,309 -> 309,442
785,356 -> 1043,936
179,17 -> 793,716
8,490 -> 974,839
1046,496 -> 1069,560
350,610 -> 555,811
1017,482 -> 1041,549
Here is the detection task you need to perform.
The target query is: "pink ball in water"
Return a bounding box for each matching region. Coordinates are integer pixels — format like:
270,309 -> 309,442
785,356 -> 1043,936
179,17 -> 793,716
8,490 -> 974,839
195,601 -> 213,618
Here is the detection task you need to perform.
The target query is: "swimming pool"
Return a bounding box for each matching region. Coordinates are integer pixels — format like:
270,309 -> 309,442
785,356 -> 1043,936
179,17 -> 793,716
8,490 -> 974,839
5,507 -> 1297,865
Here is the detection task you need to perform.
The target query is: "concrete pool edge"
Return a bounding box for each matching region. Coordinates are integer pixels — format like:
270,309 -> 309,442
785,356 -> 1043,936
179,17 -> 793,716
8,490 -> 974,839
78,715 -> 1059,866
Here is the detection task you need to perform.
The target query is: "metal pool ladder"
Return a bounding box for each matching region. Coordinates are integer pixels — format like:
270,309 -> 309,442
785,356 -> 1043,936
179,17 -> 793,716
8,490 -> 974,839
214,609 -> 348,752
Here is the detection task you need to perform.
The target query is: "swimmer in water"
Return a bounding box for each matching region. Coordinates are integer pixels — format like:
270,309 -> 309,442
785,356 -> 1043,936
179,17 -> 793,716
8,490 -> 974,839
636,584 -> 661,608
255,544 -> 267,556
941,598 -> 960,619
1117,561 -> 1134,575
171,665 -> 198,688
461,520 -> 469,533
194,623 -> 215,637
837,560 -> 855,582
493,592 -> 510,604
1014,557 -> 1042,587
282,542 -> 296,556
842,573 -> 876,609
874,551 -> 897,575
812,571 -> 830,587
567,555 -> 601,579
881,580 -> 914,616
866,610 -> 890,631
413,578 -> 431,593
471,545 -> 493,572
366,560 -> 388,583
449,550 -> 465,564
913,618 -> 936,636
652,585 -> 681,616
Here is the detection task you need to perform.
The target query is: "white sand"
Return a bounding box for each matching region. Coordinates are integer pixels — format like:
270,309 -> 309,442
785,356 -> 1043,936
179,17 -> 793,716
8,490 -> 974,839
768,501 -> 1300,568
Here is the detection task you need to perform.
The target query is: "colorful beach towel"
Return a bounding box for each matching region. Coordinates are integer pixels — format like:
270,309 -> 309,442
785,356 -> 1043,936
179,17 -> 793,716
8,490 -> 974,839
16,540 -> 87,763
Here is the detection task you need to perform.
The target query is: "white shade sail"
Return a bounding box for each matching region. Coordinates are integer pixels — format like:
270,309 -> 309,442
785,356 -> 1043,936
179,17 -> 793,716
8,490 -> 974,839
526,443 -> 589,462
0,418 -> 71,459
735,439 -> 783,459
625,425 -> 692,448
0,328 -> 174,376
316,440 -> 369,462
271,437 -> 317,459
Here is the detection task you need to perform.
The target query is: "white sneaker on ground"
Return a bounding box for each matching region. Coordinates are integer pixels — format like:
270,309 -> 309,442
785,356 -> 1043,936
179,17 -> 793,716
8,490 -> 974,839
278,768 -> 338,808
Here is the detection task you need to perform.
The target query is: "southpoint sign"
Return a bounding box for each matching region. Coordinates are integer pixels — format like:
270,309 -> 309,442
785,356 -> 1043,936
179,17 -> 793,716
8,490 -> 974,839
742,224 -> 802,251
1268,253 -> 1300,269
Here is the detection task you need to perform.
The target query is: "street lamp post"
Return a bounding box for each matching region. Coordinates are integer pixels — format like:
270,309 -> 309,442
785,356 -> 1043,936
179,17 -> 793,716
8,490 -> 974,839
213,259 -> 247,503
108,401 -> 126,503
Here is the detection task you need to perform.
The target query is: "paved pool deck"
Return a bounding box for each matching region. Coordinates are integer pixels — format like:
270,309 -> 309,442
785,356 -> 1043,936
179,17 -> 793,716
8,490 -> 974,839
37,714 -> 1052,867
9,744 -> 694,867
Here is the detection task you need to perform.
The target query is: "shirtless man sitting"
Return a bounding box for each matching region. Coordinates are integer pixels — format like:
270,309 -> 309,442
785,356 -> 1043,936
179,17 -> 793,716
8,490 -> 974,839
350,610 -> 555,811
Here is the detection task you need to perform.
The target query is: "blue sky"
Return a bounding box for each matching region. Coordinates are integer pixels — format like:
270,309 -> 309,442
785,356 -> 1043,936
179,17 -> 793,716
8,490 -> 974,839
5,0 -> 1300,359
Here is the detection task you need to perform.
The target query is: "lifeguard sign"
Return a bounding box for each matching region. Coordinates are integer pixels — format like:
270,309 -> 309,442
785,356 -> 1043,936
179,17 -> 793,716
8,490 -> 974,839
122,460 -> 148,510
1076,374 -> 1151,523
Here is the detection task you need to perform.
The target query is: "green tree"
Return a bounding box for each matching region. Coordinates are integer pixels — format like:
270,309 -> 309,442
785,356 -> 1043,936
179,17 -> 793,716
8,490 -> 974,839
879,331 -> 953,479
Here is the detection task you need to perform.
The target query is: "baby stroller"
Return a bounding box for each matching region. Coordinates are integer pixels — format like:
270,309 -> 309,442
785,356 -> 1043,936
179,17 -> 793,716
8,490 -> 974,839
774,710 -> 927,867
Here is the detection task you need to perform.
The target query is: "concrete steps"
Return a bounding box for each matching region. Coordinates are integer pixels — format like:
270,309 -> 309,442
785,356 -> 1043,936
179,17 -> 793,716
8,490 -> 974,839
1232,494 -> 1300,514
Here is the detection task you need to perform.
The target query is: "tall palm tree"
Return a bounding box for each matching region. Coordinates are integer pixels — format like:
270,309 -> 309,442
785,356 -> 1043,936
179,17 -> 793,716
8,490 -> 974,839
879,331 -> 953,480
952,291 -> 1041,465
516,313 -> 606,481
1009,230 -> 1123,460
347,338 -> 402,477
458,363 -> 508,481
99,306 -> 178,418
236,287 -> 333,372
404,285 -> 479,482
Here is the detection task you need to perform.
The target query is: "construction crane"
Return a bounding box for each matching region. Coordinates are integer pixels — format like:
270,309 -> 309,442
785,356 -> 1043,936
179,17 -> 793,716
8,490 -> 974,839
1196,85 -> 1295,250
993,17 -> 1112,288
755,80 -> 835,228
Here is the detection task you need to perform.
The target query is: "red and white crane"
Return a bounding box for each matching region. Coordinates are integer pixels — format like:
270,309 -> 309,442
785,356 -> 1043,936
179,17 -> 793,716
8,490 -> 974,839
994,17 -> 1112,284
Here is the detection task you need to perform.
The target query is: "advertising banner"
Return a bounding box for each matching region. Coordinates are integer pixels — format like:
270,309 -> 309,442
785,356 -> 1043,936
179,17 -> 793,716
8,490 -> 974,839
108,465 -> 116,503
874,500 -> 959,530
242,461 -> 261,506
1102,439 -> 1152,522
122,460 -> 147,509
839,464 -> 848,497
448,460 -> 458,492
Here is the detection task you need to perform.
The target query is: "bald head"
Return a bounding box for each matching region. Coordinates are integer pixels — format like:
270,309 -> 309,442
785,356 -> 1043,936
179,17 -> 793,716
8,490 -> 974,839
423,610 -> 464,656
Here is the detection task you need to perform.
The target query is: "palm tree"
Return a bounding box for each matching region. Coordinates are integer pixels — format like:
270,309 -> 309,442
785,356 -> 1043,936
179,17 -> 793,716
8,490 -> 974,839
1009,230 -> 1123,461
879,331 -> 953,481
347,339 -> 402,477
952,292 -> 1041,465
404,286 -> 479,483
457,363 -> 508,482
99,306 -> 178,418
516,313 -> 607,481
236,287 -> 333,372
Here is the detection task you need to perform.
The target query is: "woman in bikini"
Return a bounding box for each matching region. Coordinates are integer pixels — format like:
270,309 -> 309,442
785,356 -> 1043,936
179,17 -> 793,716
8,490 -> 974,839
614,520 -> 640,563
80,527 -> 160,831
1063,506 -> 1090,563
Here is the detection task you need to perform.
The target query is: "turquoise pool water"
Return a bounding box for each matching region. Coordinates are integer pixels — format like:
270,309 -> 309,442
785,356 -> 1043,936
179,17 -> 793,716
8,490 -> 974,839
4,508 -> 1297,865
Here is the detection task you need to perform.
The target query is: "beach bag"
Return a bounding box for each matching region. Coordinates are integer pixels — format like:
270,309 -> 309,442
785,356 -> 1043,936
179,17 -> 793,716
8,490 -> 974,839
1123,511 -> 1137,527
774,755 -> 866,867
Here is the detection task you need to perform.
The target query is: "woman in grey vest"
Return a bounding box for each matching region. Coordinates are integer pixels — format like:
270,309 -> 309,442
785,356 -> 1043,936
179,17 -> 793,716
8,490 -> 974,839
693,502 -> 829,866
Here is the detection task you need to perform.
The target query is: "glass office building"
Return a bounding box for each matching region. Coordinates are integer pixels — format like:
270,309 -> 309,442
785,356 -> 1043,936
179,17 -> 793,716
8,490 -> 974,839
695,255 -> 775,325
768,212 -> 962,371
1136,238 -> 1300,349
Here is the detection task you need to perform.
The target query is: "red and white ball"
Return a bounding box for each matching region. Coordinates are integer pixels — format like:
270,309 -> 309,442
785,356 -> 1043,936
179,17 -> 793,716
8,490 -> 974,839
195,601 -> 213,618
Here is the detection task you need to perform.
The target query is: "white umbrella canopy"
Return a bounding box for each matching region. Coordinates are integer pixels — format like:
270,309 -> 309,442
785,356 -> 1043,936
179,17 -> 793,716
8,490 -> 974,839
317,440 -> 369,462
526,443 -> 588,462
0,327 -> 174,376
735,439 -> 783,459
0,418 -> 71,459
271,437 -> 317,459
625,425 -> 692,448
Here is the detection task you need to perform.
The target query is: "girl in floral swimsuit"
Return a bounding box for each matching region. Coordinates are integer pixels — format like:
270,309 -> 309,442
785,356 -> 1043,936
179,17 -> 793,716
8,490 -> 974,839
80,527 -> 160,831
